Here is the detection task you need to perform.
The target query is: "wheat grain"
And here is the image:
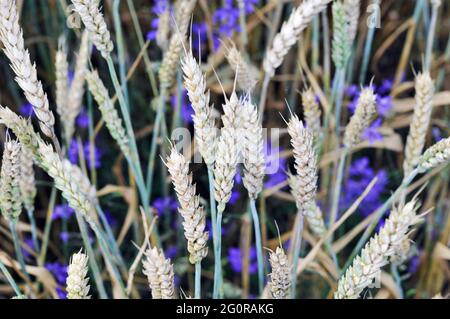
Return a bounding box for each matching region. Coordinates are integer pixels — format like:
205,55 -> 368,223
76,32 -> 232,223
142,247 -> 176,299
0,0 -> 56,140
302,88 -> 321,142
335,201 -> 423,299
71,0 -> 114,57
241,99 -> 265,200
55,37 -> 70,140
181,52 -> 216,166
344,0 -> 360,45
159,0 -> 197,89
332,1 -> 351,69
19,145 -> 36,214
66,250 -> 91,299
287,116 -> 318,207
165,147 -> 208,264
86,70 -> 132,159
225,44 -> 259,92
417,136 -> 450,173
221,91 -> 243,130
263,0 -> 332,77
268,247 -> 291,299
343,87 -> 377,148
403,72 -> 434,177
66,31 -> 90,142
0,138 -> 22,221
214,127 -> 239,212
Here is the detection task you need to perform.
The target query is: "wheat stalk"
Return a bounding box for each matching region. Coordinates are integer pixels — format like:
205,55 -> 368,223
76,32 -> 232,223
19,145 -> 36,214
142,247 -> 176,299
241,99 -> 265,200
71,0 -> 113,57
302,88 -> 322,143
214,127 -> 239,212
403,72 -> 434,177
225,44 -> 259,93
55,36 -> 70,140
159,0 -> 197,89
165,147 -> 208,264
287,116 -> 318,209
268,247 -> 291,299
181,51 -> 216,166
66,250 -> 91,299
343,87 -> 377,148
0,138 -> 22,222
417,136 -> 450,173
86,70 -> 131,159
335,200 -> 423,299
66,31 -> 90,142
344,0 -> 360,45
263,0 -> 332,76
0,0 -> 57,143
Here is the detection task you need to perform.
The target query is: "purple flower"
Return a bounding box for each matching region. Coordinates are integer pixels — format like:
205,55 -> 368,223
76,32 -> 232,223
19,103 -> 34,117
229,190 -> 241,205
432,127 -> 443,142
152,197 -> 178,216
21,236 -> 35,260
377,96 -> 393,117
264,143 -> 287,189
345,84 -> 359,98
234,172 -> 242,185
146,0 -> 169,41
45,262 -> 68,284
52,204 -> 75,221
68,139 -> 80,164
103,211 -> 117,228
228,246 -> 258,274
171,90 -> 194,124
165,245 -> 178,259
408,256 -> 420,274
378,79 -> 393,96
340,157 -> 389,217
213,3 -> 240,37
363,118 -> 383,144
60,232 -> 70,243
76,109 -> 89,128
83,141 -> 102,168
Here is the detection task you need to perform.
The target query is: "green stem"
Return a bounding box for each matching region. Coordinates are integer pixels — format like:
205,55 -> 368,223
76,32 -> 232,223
9,220 -> 31,282
25,208 -> 40,253
249,199 -> 264,295
0,260 -> 22,297
74,212 -> 108,299
359,0 -> 380,84
213,206 -> 224,299
290,212 -> 304,299
194,262 -> 201,299
391,264 -> 404,299
329,149 -> 348,240
112,0 -> 129,102
424,1 -> 439,71
38,187 -> 57,266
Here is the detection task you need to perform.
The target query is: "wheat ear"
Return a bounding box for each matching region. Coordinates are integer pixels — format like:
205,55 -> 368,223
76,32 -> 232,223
343,87 -> 377,148
156,10 -> 170,51
0,0 -> 57,141
214,127 -> 239,212
332,1 -> 351,69
268,247 -> 291,299
241,99 -> 265,200
417,136 -> 450,173
19,145 -> 36,213
344,0 -> 360,45
181,51 -> 216,166
71,0 -> 114,57
403,72 -> 434,177
165,147 -> 209,264
302,88 -> 322,143
66,250 -> 91,299
335,200 -> 423,299
159,0 -> 197,89
55,36 -> 69,139
263,0 -> 332,76
0,138 -> 22,222
86,70 -> 131,158
225,44 -> 259,93
66,31 -> 90,142
142,247 -> 176,299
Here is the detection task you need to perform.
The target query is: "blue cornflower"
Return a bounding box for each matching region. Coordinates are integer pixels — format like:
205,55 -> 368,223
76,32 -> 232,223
171,90 -> 194,124
264,143 -> 287,189
83,141 -> 102,169
76,109 -> 90,128
19,103 -> 34,117
228,246 -> 258,274
363,118 -> 383,144
146,0 -> 170,41
152,196 -> 178,216
45,262 -> 68,285
377,95 -> 393,117
60,232 -> 70,244
52,204 -> 75,221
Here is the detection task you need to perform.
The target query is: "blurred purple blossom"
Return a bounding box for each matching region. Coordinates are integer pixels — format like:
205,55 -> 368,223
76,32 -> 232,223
60,232 -> 70,243
52,204 -> 74,221
264,143 -> 287,189
228,246 -> 257,274
146,0 -> 169,41
171,90 -> 194,124
152,196 -> 178,216
19,103 -> 34,117
165,245 -> 178,259
340,157 -> 389,217
432,127 -> 443,142
76,109 -> 89,128
45,262 -> 67,285
213,0 -> 257,38
68,139 -> 102,169
377,96 -> 393,117
363,118 -> 383,144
